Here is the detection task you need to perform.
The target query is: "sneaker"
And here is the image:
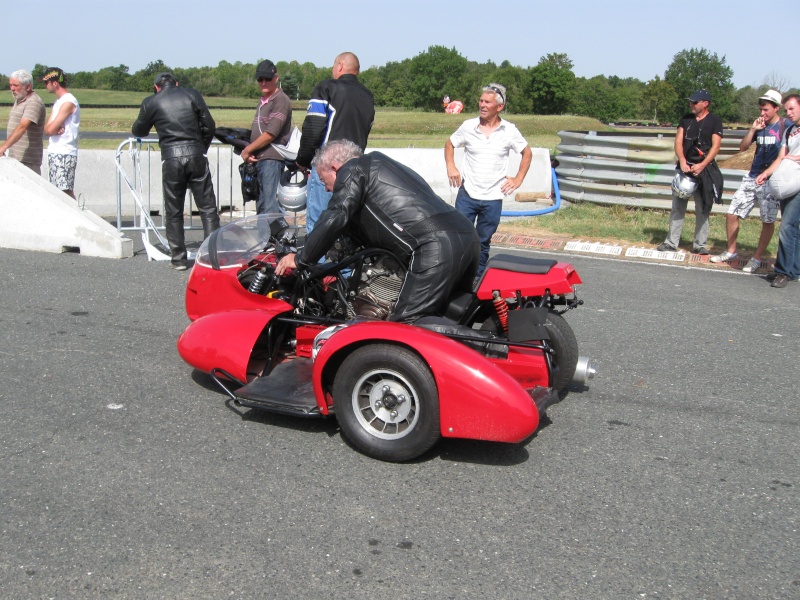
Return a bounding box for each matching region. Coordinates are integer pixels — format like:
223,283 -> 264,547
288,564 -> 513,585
742,258 -> 761,273
171,262 -> 188,271
656,242 -> 676,252
709,251 -> 737,263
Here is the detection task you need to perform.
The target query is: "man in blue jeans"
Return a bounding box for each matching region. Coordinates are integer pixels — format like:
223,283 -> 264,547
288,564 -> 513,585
445,83 -> 532,277
756,94 -> 800,288
240,60 -> 292,216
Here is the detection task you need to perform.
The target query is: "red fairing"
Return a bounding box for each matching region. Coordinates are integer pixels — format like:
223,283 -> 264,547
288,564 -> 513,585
312,322 -> 542,443
177,308 -> 290,381
185,262 -> 281,322
475,262 -> 582,300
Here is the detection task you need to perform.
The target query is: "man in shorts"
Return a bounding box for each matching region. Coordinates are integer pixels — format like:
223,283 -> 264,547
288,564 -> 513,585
710,90 -> 788,272
42,68 -> 80,198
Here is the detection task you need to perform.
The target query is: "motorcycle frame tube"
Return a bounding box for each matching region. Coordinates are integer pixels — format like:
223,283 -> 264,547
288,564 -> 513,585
177,308 -> 291,382
312,321 -> 543,443
474,262 -> 582,301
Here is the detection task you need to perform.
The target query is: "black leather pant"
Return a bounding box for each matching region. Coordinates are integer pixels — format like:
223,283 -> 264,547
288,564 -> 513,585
390,229 -> 480,323
162,154 -> 220,265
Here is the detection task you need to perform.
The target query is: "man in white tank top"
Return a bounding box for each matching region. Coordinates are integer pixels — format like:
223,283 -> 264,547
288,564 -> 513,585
42,67 -> 79,199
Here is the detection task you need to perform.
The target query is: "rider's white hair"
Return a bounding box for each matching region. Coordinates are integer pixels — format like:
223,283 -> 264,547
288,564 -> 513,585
312,139 -> 363,171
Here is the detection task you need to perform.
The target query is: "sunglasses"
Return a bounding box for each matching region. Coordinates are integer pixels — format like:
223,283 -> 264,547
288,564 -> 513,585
257,77 -> 273,83
486,85 -> 505,104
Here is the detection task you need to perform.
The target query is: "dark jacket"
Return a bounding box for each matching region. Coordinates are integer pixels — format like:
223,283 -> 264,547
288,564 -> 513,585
295,74 -> 374,167
132,83 -> 215,158
297,152 -> 476,268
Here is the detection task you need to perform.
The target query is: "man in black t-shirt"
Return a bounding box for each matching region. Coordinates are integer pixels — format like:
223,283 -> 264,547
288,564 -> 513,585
657,90 -> 724,255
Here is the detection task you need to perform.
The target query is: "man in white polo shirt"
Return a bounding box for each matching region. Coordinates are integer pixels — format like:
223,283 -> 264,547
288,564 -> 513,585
445,83 -> 532,276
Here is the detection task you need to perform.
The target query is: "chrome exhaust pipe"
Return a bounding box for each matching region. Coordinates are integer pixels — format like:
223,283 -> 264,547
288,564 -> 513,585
572,356 -> 597,384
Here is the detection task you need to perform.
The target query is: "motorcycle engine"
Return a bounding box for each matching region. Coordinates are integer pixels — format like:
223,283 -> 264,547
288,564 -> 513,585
350,255 -> 405,320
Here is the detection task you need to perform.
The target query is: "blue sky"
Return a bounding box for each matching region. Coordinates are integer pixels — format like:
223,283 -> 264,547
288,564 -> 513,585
4,0 -> 796,90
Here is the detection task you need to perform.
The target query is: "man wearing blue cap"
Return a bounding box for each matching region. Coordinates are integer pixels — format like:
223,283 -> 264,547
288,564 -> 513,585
657,90 -> 724,255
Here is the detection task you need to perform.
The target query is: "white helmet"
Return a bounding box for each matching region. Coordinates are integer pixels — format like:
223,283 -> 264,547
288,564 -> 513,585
671,172 -> 699,199
277,169 -> 308,212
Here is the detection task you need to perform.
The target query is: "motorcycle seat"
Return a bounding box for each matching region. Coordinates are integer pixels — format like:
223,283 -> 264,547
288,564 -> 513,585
485,253 -> 557,274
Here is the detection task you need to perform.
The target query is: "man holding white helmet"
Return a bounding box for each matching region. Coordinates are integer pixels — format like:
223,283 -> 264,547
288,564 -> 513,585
709,90 -> 788,272
657,90 -> 724,255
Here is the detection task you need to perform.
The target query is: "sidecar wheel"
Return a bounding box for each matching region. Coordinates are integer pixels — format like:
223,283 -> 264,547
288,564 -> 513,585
333,344 -> 440,462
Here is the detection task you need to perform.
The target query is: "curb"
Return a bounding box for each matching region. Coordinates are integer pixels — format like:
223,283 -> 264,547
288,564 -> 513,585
490,231 -> 775,275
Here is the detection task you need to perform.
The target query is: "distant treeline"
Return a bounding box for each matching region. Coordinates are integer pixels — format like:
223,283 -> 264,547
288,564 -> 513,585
3,46 -> 797,124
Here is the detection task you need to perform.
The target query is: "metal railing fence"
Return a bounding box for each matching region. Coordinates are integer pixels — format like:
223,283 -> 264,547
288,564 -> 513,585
114,138 -> 241,236
555,130 -> 749,209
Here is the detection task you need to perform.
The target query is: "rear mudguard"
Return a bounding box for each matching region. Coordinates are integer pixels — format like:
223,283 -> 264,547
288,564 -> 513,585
313,321 -> 545,443
475,262 -> 581,300
177,306 -> 291,382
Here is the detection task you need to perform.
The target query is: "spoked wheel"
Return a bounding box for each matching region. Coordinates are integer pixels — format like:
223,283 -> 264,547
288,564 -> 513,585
333,344 -> 440,462
480,309 -> 579,391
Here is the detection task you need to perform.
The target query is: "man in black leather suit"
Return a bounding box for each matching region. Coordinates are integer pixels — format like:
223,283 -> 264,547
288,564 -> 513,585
132,73 -> 220,270
275,140 -> 480,322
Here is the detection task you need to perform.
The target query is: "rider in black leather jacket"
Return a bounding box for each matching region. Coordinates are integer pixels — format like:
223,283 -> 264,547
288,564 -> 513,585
277,141 -> 480,322
132,73 -> 219,268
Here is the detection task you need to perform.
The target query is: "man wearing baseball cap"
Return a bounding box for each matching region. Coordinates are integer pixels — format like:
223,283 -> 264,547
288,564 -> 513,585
42,68 -> 80,199
240,59 -> 293,216
710,89 -> 789,272
657,89 -> 724,255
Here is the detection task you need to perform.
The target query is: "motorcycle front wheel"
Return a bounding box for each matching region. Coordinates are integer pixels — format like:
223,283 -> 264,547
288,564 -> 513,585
333,344 -> 440,462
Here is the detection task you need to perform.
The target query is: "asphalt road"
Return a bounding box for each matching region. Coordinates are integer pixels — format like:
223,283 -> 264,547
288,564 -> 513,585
0,243 -> 797,599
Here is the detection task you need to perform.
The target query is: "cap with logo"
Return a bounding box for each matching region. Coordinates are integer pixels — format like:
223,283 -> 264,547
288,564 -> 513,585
255,60 -> 277,80
41,67 -> 66,84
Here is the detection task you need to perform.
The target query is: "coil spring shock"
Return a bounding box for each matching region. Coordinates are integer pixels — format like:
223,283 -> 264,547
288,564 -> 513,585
492,291 -> 509,333
248,267 -> 268,294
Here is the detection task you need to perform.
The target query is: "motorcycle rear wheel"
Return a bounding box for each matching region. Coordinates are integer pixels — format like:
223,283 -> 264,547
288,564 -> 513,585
481,310 -> 579,391
333,344 -> 440,462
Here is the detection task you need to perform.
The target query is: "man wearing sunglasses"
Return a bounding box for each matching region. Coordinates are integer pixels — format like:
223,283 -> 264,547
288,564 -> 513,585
240,60 -> 293,216
445,83 -> 532,277
657,89 -> 724,255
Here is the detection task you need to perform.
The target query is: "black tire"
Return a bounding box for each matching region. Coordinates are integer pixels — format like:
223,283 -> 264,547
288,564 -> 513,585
480,309 -> 579,391
542,312 -> 579,391
333,344 -> 440,462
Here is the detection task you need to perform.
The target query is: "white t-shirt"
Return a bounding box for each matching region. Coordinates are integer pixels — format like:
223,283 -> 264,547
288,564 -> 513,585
449,117 -> 528,200
47,92 -> 80,156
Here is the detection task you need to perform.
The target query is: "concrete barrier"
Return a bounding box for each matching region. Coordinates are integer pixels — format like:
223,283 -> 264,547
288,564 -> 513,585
0,157 -> 133,258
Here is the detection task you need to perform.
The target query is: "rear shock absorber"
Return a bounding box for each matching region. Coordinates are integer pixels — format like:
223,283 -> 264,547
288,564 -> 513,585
492,290 -> 509,333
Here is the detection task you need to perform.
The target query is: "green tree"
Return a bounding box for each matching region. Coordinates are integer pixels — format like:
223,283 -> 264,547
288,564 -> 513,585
407,46 -> 470,111
527,52 -> 575,114
642,76 -> 678,124
94,65 -> 132,91
663,48 -> 736,121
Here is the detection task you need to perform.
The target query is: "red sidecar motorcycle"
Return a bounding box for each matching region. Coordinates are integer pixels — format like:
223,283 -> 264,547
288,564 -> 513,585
178,214 -> 595,461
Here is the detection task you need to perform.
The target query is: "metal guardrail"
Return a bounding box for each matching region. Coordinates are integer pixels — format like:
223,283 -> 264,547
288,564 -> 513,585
555,130 -> 748,209
114,138 -> 239,236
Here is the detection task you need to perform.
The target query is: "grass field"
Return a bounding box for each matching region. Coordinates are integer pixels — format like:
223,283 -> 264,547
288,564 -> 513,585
0,88 -> 612,151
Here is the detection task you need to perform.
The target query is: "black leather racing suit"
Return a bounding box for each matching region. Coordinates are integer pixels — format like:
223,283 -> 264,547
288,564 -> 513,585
132,82 -> 220,265
296,152 -> 480,322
